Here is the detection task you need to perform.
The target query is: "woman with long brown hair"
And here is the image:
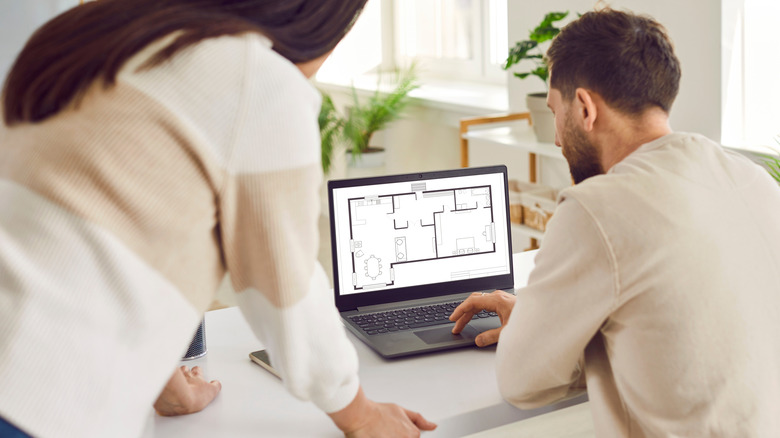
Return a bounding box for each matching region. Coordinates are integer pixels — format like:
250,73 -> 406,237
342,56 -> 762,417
0,1 -> 435,436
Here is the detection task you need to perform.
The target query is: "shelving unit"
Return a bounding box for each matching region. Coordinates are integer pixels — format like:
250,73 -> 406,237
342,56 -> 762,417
511,223 -> 546,240
459,113 -> 566,249
461,125 -> 563,161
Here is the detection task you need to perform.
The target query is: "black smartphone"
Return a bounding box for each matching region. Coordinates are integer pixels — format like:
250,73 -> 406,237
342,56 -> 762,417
249,350 -> 281,379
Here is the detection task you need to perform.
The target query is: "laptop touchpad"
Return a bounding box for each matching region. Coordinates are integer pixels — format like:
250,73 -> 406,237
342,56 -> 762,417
415,326 -> 477,345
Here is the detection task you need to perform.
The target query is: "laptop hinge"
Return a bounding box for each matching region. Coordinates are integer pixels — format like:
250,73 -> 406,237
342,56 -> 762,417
356,292 -> 476,313
353,287 -> 516,313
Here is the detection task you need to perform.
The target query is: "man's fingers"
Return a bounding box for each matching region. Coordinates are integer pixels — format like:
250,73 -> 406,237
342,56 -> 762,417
450,292 -> 501,321
475,327 -> 502,347
404,408 -> 437,431
191,366 -> 203,377
449,296 -> 478,321
210,380 -> 222,392
450,293 -> 497,334
451,312 -> 474,334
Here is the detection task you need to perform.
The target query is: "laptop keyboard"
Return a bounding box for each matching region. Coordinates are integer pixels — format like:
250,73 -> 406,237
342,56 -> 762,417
348,301 -> 498,335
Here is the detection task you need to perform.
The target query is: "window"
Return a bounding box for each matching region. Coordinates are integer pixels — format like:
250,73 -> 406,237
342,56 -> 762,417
317,0 -> 508,85
721,0 -> 780,151
395,0 -> 507,83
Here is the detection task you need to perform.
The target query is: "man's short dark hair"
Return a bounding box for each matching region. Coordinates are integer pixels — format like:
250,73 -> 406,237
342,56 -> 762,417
546,8 -> 681,115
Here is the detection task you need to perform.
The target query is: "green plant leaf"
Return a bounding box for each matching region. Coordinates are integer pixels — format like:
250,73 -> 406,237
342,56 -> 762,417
505,11 -> 569,89
503,40 -> 538,70
760,153 -> 780,184
547,11 -> 569,22
530,66 -> 549,83
318,64 -> 420,163
530,12 -> 568,43
356,65 -> 419,152
756,138 -> 780,184
318,93 -> 344,174
768,165 -> 780,182
529,26 -> 560,43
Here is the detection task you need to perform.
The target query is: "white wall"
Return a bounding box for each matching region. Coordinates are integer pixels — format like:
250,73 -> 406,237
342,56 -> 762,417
339,0 -> 724,183
501,0 -> 723,192
0,1 -> 78,83
327,0 -> 724,249
1,0 -> 725,255
506,0 -> 722,141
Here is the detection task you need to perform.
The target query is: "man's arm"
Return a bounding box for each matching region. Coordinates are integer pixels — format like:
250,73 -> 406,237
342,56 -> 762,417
495,197 -> 617,408
451,196 -> 617,409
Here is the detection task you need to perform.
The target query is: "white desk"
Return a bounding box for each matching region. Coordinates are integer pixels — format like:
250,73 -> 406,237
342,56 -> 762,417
141,251 -> 592,437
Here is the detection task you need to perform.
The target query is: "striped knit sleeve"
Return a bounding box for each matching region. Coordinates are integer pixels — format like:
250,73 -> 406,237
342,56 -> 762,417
217,36 -> 360,413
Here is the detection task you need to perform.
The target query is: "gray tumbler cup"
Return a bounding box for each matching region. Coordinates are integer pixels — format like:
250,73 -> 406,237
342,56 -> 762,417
182,319 -> 207,360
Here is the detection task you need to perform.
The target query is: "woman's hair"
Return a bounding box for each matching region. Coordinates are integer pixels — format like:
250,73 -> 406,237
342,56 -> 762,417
2,0 -> 367,125
546,8 -> 681,116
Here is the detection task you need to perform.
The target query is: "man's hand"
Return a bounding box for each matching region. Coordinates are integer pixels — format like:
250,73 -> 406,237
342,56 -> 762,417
449,290 -> 517,347
154,366 -> 222,416
329,387 -> 437,437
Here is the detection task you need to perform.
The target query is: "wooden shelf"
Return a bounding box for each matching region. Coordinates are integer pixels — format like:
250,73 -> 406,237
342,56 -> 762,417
511,223 -> 546,241
461,124 -> 565,161
459,113 -> 562,251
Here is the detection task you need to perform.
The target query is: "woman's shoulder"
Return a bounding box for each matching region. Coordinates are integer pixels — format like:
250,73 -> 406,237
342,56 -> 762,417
119,31 -> 303,86
113,31 -> 319,173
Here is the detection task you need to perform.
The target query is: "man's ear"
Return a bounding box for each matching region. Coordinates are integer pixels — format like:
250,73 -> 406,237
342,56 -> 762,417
574,88 -> 597,132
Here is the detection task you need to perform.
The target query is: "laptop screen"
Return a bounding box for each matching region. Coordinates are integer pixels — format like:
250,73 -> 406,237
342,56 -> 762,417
328,166 -> 514,310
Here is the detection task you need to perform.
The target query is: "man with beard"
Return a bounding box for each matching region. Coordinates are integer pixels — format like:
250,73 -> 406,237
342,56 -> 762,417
450,8 -> 780,437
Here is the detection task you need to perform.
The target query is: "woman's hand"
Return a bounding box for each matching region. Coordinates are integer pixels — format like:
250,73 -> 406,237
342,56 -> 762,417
329,387 -> 437,437
153,366 -> 222,416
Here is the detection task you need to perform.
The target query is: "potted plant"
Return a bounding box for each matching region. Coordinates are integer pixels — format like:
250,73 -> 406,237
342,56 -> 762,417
504,11 -> 569,143
758,136 -> 780,185
318,93 -> 342,175
766,156 -> 780,184
319,66 -> 419,174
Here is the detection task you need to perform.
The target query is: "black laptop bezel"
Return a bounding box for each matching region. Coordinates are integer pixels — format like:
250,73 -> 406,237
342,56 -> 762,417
328,165 -> 515,311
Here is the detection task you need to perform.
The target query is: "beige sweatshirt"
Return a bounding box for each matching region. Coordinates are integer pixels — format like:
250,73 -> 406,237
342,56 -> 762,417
497,133 -> 780,437
0,33 -> 358,438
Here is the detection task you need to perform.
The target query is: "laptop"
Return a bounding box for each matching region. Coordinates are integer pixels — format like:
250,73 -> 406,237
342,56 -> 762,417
327,165 -> 515,358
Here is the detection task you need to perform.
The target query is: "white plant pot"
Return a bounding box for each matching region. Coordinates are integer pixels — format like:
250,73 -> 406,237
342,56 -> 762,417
346,147 -> 386,179
526,92 -> 556,144
347,147 -> 386,168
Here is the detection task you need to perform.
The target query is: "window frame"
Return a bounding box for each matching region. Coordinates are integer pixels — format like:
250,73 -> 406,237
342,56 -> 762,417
390,0 -> 508,85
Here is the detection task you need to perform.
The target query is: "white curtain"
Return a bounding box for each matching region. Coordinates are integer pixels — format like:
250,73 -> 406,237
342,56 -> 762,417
721,0 -> 780,150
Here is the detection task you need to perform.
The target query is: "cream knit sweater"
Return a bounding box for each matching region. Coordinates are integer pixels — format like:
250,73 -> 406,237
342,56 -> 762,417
0,33 -> 358,437
497,133 -> 780,437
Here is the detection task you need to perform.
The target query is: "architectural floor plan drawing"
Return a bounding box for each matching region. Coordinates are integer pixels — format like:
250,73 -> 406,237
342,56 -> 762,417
347,185 -> 497,290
